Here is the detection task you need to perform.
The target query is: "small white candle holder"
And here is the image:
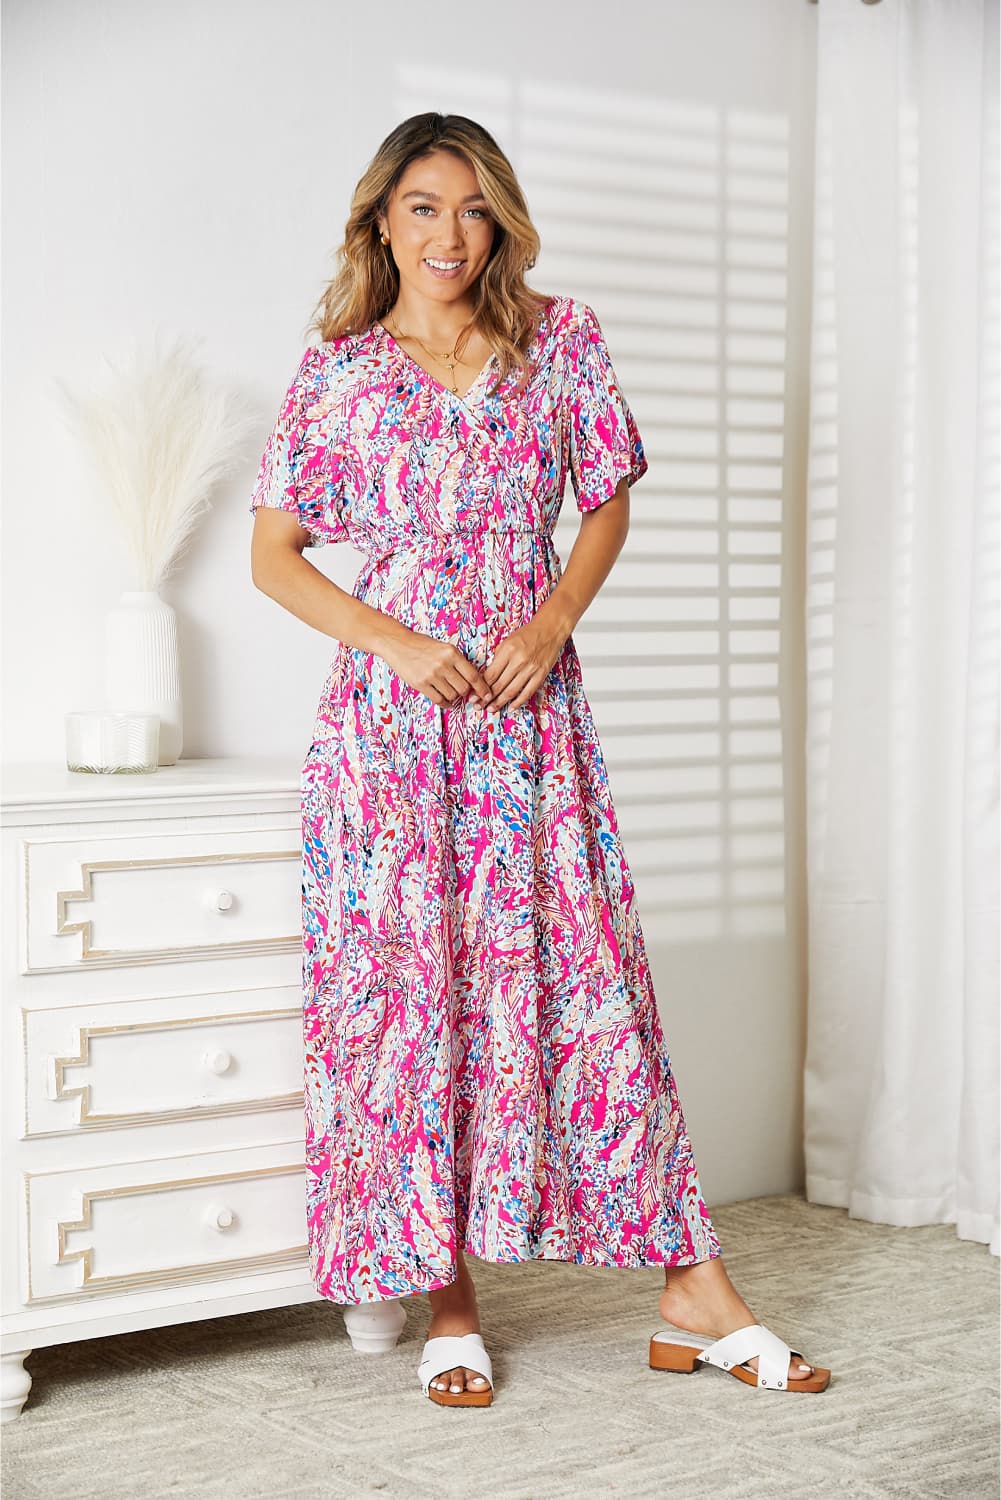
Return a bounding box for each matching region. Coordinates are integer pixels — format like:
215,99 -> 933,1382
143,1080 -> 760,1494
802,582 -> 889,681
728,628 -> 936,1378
65,711 -> 160,774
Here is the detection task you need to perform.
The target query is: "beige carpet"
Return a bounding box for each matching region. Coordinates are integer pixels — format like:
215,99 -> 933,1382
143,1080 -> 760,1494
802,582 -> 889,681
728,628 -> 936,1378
3,1193 -> 998,1499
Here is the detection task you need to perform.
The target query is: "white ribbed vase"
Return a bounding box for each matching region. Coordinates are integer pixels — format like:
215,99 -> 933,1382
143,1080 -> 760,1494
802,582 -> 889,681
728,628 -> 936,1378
104,590 -> 182,765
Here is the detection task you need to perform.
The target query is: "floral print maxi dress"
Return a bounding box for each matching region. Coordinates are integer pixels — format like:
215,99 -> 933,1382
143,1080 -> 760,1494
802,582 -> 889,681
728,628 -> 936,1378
249,293 -> 721,1304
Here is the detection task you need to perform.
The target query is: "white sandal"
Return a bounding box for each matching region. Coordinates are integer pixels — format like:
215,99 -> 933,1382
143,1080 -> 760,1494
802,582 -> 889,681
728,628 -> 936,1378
418,1332 -> 494,1406
649,1319 -> 830,1392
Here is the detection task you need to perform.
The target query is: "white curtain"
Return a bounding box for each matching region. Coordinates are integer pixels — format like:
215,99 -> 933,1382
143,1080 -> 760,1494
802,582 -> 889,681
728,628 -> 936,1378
803,0 -> 1000,1255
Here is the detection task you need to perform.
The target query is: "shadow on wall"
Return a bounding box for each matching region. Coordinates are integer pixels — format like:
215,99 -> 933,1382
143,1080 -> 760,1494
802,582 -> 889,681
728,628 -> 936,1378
387,78 -> 793,945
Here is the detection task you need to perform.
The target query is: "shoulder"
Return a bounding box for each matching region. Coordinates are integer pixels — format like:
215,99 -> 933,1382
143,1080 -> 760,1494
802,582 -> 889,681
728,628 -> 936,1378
287,332 -> 373,413
286,342 -> 333,388
547,293 -> 603,348
540,297 -> 611,387
314,329 -> 367,371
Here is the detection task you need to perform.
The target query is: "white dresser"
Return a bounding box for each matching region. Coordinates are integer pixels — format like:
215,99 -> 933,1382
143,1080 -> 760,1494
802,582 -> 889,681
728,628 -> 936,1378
1,758 -> 406,1422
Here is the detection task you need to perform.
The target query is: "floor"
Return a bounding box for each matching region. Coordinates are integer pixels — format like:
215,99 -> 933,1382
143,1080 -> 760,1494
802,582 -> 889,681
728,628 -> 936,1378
3,1193 -> 998,1499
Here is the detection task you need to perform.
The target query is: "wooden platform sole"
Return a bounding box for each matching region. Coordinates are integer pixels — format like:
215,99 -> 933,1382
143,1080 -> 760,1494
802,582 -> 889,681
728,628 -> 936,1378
649,1335 -> 831,1392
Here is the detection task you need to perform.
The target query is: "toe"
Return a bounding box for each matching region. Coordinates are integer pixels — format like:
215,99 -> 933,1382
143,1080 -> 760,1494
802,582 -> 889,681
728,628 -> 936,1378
743,1353 -> 814,1382
433,1365 -> 461,1393
465,1366 -> 490,1391
446,1365 -> 465,1394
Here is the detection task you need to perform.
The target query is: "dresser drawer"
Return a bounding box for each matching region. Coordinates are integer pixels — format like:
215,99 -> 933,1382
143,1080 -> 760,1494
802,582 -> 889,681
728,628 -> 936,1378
22,992 -> 303,1137
22,1142 -> 307,1303
21,825 -> 301,973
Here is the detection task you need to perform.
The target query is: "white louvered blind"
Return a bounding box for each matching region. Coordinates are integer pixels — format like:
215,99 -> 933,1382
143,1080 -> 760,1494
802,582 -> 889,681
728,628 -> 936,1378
532,93 -> 791,942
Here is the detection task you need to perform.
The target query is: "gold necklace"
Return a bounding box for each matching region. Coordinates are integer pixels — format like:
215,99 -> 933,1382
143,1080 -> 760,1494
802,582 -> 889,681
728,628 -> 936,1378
387,312 -> 478,394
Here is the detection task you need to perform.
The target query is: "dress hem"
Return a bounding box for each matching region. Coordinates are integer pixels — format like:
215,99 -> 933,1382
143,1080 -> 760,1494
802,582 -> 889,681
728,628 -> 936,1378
314,1239 -> 723,1306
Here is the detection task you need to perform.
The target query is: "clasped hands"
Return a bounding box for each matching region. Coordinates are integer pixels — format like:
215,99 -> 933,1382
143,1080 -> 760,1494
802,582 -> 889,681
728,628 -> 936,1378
382,614 -> 569,716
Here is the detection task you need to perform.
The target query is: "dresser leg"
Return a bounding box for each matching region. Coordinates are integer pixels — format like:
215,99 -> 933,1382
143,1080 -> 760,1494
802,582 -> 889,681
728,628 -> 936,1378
342,1299 -> 407,1353
1,1351 -> 32,1422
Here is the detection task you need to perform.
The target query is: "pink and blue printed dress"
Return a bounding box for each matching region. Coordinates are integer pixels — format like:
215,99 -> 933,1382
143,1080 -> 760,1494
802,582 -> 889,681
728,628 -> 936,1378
249,292 -> 721,1304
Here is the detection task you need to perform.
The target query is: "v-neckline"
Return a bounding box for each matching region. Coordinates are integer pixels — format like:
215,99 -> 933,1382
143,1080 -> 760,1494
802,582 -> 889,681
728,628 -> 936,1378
376,320 -> 498,406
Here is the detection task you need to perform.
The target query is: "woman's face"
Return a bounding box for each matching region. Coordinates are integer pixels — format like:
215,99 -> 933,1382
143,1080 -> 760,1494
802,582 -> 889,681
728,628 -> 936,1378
378,149 -> 496,310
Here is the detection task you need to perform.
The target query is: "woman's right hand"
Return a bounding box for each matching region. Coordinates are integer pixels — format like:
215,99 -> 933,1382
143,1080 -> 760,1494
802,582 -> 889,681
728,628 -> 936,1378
380,628 -> 495,710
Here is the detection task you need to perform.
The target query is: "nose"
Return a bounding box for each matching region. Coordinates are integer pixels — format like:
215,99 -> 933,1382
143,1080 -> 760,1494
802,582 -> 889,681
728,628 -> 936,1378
433,213 -> 466,247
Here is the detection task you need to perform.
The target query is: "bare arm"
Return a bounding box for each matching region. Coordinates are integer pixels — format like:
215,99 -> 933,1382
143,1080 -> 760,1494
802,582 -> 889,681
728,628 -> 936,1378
536,480 -> 630,642
251,507 -> 401,653
250,507 -> 494,708
482,479 -> 630,713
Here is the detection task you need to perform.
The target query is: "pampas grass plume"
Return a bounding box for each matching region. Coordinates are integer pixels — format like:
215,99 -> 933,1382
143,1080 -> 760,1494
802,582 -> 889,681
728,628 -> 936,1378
55,330 -> 260,592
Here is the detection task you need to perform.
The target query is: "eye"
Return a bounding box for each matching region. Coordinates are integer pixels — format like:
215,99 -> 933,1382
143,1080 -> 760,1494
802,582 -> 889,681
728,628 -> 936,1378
410,204 -> 489,218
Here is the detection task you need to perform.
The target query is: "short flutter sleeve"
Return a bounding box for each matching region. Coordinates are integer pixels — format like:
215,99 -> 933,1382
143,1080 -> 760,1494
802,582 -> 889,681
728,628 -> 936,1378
566,300 -> 649,512
248,345 -> 347,547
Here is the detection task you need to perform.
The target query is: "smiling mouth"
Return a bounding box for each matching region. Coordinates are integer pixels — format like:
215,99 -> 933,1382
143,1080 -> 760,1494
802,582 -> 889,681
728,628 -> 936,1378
424,258 -> 465,270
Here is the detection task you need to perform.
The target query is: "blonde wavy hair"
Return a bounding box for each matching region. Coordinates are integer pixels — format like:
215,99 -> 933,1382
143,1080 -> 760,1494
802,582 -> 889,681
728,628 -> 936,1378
306,113 -> 553,398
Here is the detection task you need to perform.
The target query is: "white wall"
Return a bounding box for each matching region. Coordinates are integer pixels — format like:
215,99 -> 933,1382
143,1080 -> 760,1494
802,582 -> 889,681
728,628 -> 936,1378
3,0 -> 817,1208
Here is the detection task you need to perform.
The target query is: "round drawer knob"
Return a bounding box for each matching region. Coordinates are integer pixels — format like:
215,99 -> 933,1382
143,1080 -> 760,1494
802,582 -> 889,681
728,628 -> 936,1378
205,1205 -> 236,1232
204,889 -> 235,913
202,1048 -> 232,1075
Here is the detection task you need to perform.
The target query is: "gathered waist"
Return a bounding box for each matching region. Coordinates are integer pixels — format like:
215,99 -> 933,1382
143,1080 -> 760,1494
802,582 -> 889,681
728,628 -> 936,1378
361,527 -> 555,568
341,525 -> 562,653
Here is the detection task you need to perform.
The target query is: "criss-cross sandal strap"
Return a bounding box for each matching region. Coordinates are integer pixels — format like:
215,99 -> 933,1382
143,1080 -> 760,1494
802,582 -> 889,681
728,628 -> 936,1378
697,1322 -> 791,1389
418,1332 -> 492,1396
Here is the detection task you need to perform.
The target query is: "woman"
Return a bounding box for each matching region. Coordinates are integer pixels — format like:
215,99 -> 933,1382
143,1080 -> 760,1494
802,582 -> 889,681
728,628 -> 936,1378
249,112 -> 830,1405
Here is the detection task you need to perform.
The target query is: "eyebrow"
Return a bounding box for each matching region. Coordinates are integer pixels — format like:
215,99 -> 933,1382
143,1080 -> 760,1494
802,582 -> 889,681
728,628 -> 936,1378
400,190 -> 488,204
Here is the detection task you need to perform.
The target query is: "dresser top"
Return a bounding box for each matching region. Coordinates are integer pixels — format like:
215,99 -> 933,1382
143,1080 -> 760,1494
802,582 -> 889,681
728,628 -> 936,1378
1,757 -> 303,813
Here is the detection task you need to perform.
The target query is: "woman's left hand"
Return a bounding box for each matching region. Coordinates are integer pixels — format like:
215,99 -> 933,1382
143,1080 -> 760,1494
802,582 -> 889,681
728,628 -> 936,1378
482,615 -> 569,714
